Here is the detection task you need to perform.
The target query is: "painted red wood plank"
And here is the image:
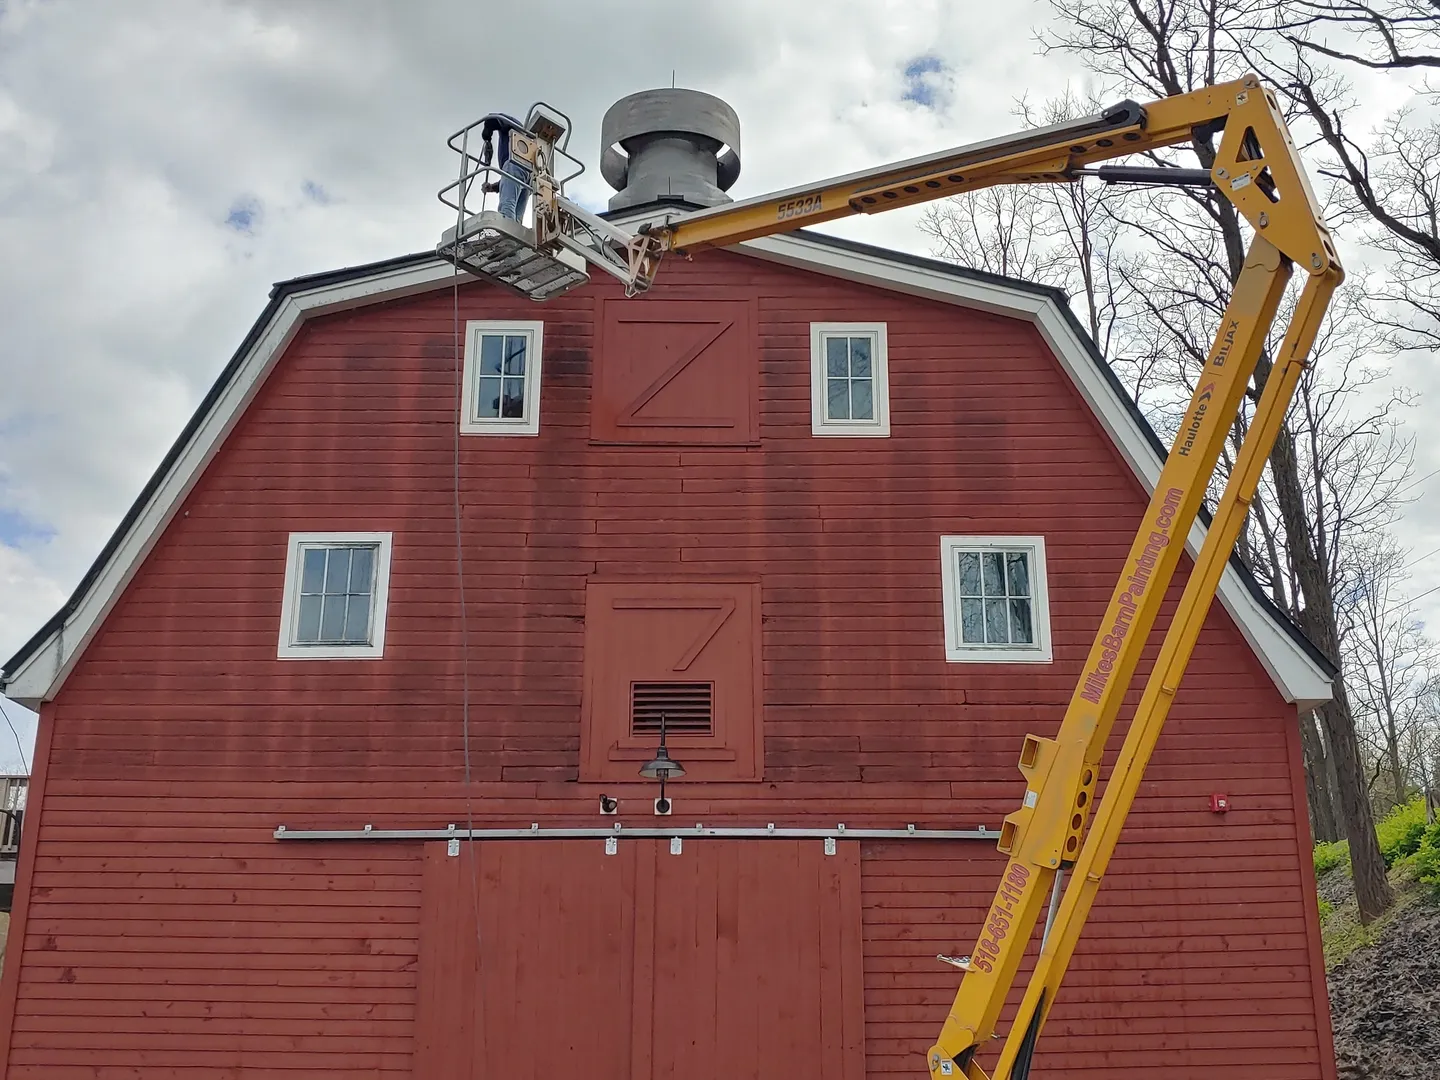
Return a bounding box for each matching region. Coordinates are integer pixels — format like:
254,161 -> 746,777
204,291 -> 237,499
12,1014 -> 413,1038
412,841 -> 470,1078
11,995 -> 414,1019
5,1068 -> 413,1080
17,965 -> 416,990
6,1046 -> 413,1068
22,907 -> 421,942
13,950 -> 416,970
863,988 -> 1318,1015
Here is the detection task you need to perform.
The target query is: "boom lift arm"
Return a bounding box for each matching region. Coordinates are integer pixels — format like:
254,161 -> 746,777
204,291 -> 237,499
441,75 -> 1341,1078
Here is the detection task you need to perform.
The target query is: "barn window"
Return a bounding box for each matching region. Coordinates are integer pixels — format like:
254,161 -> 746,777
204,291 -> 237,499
810,322 -> 890,436
939,536 -> 1052,663
461,320 -> 544,436
277,532 -> 393,659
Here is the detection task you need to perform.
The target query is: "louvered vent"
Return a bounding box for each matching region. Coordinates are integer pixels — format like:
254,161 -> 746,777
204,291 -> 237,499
631,682 -> 714,736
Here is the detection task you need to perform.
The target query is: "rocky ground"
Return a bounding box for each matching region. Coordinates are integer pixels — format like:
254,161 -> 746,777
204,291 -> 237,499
1322,866 -> 1440,1080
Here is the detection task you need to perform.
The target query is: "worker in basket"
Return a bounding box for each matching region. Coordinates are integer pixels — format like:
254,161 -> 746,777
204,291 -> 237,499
477,112 -> 533,223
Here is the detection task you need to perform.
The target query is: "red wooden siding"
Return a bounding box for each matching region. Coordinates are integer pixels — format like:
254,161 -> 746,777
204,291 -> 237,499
0,247 -> 1334,1079
860,842 -> 1328,1079
415,838 -> 864,1079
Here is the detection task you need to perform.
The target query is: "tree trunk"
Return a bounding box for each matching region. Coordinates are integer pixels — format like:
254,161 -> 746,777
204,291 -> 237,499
1387,720 -> 1406,808
1315,688 -> 1393,920
1266,419 -> 1393,921
1428,753 -> 1439,825
1324,723 -> 1347,838
1301,710 -> 1342,842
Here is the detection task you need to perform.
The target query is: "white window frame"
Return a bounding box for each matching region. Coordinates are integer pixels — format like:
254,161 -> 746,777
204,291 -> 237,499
277,531 -> 394,659
940,535 -> 1052,663
810,322 -> 891,436
460,320 -> 545,436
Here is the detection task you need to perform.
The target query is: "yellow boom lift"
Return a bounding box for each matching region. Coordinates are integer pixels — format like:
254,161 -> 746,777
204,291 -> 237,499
438,76 -> 1341,1079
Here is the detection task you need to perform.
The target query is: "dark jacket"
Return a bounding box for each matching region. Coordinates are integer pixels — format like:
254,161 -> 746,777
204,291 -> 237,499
478,113 -> 528,166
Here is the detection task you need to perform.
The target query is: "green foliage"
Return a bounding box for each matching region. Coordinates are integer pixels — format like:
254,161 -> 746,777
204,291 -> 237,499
1323,912 -> 1387,967
1414,821 -> 1440,893
1390,820 -> 1429,864
1314,839 -> 1350,876
1376,797 -> 1429,867
1317,898 -> 1334,920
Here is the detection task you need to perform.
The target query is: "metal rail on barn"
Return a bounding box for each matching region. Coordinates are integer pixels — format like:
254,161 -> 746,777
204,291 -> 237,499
275,821 -> 999,857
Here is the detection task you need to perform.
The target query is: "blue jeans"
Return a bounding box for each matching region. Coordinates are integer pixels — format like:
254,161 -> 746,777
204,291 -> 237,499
498,156 -> 532,222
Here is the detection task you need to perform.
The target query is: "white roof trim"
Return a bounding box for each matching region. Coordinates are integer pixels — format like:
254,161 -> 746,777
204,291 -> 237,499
4,234 -> 1333,710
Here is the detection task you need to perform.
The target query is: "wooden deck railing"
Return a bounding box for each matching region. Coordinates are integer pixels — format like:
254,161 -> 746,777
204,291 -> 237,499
0,776 -> 27,856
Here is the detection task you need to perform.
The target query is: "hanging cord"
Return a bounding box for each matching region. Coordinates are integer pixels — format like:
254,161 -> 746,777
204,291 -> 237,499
0,697 -> 30,774
451,129 -> 484,1037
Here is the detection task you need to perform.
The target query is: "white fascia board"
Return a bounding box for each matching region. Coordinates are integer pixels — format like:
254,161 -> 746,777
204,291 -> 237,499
3,260 -> 459,708
739,233 -> 1333,708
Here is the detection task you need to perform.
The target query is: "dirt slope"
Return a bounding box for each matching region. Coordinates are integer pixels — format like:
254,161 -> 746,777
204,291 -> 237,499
1323,870 -> 1440,1080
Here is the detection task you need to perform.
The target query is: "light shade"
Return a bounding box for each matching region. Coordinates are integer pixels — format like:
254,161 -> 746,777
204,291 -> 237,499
638,746 -> 686,781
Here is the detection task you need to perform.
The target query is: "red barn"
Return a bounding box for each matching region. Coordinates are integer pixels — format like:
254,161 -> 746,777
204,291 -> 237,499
0,90 -> 1339,1079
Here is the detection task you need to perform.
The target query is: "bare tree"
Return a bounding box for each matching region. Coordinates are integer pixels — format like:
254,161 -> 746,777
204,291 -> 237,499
1246,291 -> 1416,838
919,186 -> 1060,283
1101,193 -> 1418,854
1248,6 -> 1440,351
1302,710 -> 1346,841
1421,686 -> 1440,821
1272,1 -> 1440,73
1017,90 -> 1137,360
1342,536 -> 1440,807
1033,0 -> 1399,920
1242,0 -> 1440,836
920,93 -> 1161,403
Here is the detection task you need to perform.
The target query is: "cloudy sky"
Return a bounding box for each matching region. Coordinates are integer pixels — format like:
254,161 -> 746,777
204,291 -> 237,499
0,0 -> 1435,773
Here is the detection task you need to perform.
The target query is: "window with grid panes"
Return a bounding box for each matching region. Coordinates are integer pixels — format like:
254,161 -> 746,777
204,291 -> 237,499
461,321 -> 544,436
475,332 -> 529,421
295,545 -> 377,645
955,549 -> 1033,646
278,532 -> 393,659
824,334 -> 875,422
810,323 -> 890,436
940,536 -> 1052,663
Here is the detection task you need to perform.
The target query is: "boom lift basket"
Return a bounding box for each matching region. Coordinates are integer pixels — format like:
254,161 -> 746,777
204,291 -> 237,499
438,102 -> 664,301
437,211 -> 588,301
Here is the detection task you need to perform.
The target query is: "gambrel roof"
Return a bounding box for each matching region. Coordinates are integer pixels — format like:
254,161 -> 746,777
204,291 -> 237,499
1,229 -> 1338,709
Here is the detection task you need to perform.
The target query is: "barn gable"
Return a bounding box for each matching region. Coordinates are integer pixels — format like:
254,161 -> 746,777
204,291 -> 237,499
0,230 -> 1334,709
0,223 -> 1343,1080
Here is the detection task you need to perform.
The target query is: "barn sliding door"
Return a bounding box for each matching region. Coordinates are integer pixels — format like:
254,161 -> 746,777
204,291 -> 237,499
414,839 -> 864,1079
415,839 -> 637,1077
